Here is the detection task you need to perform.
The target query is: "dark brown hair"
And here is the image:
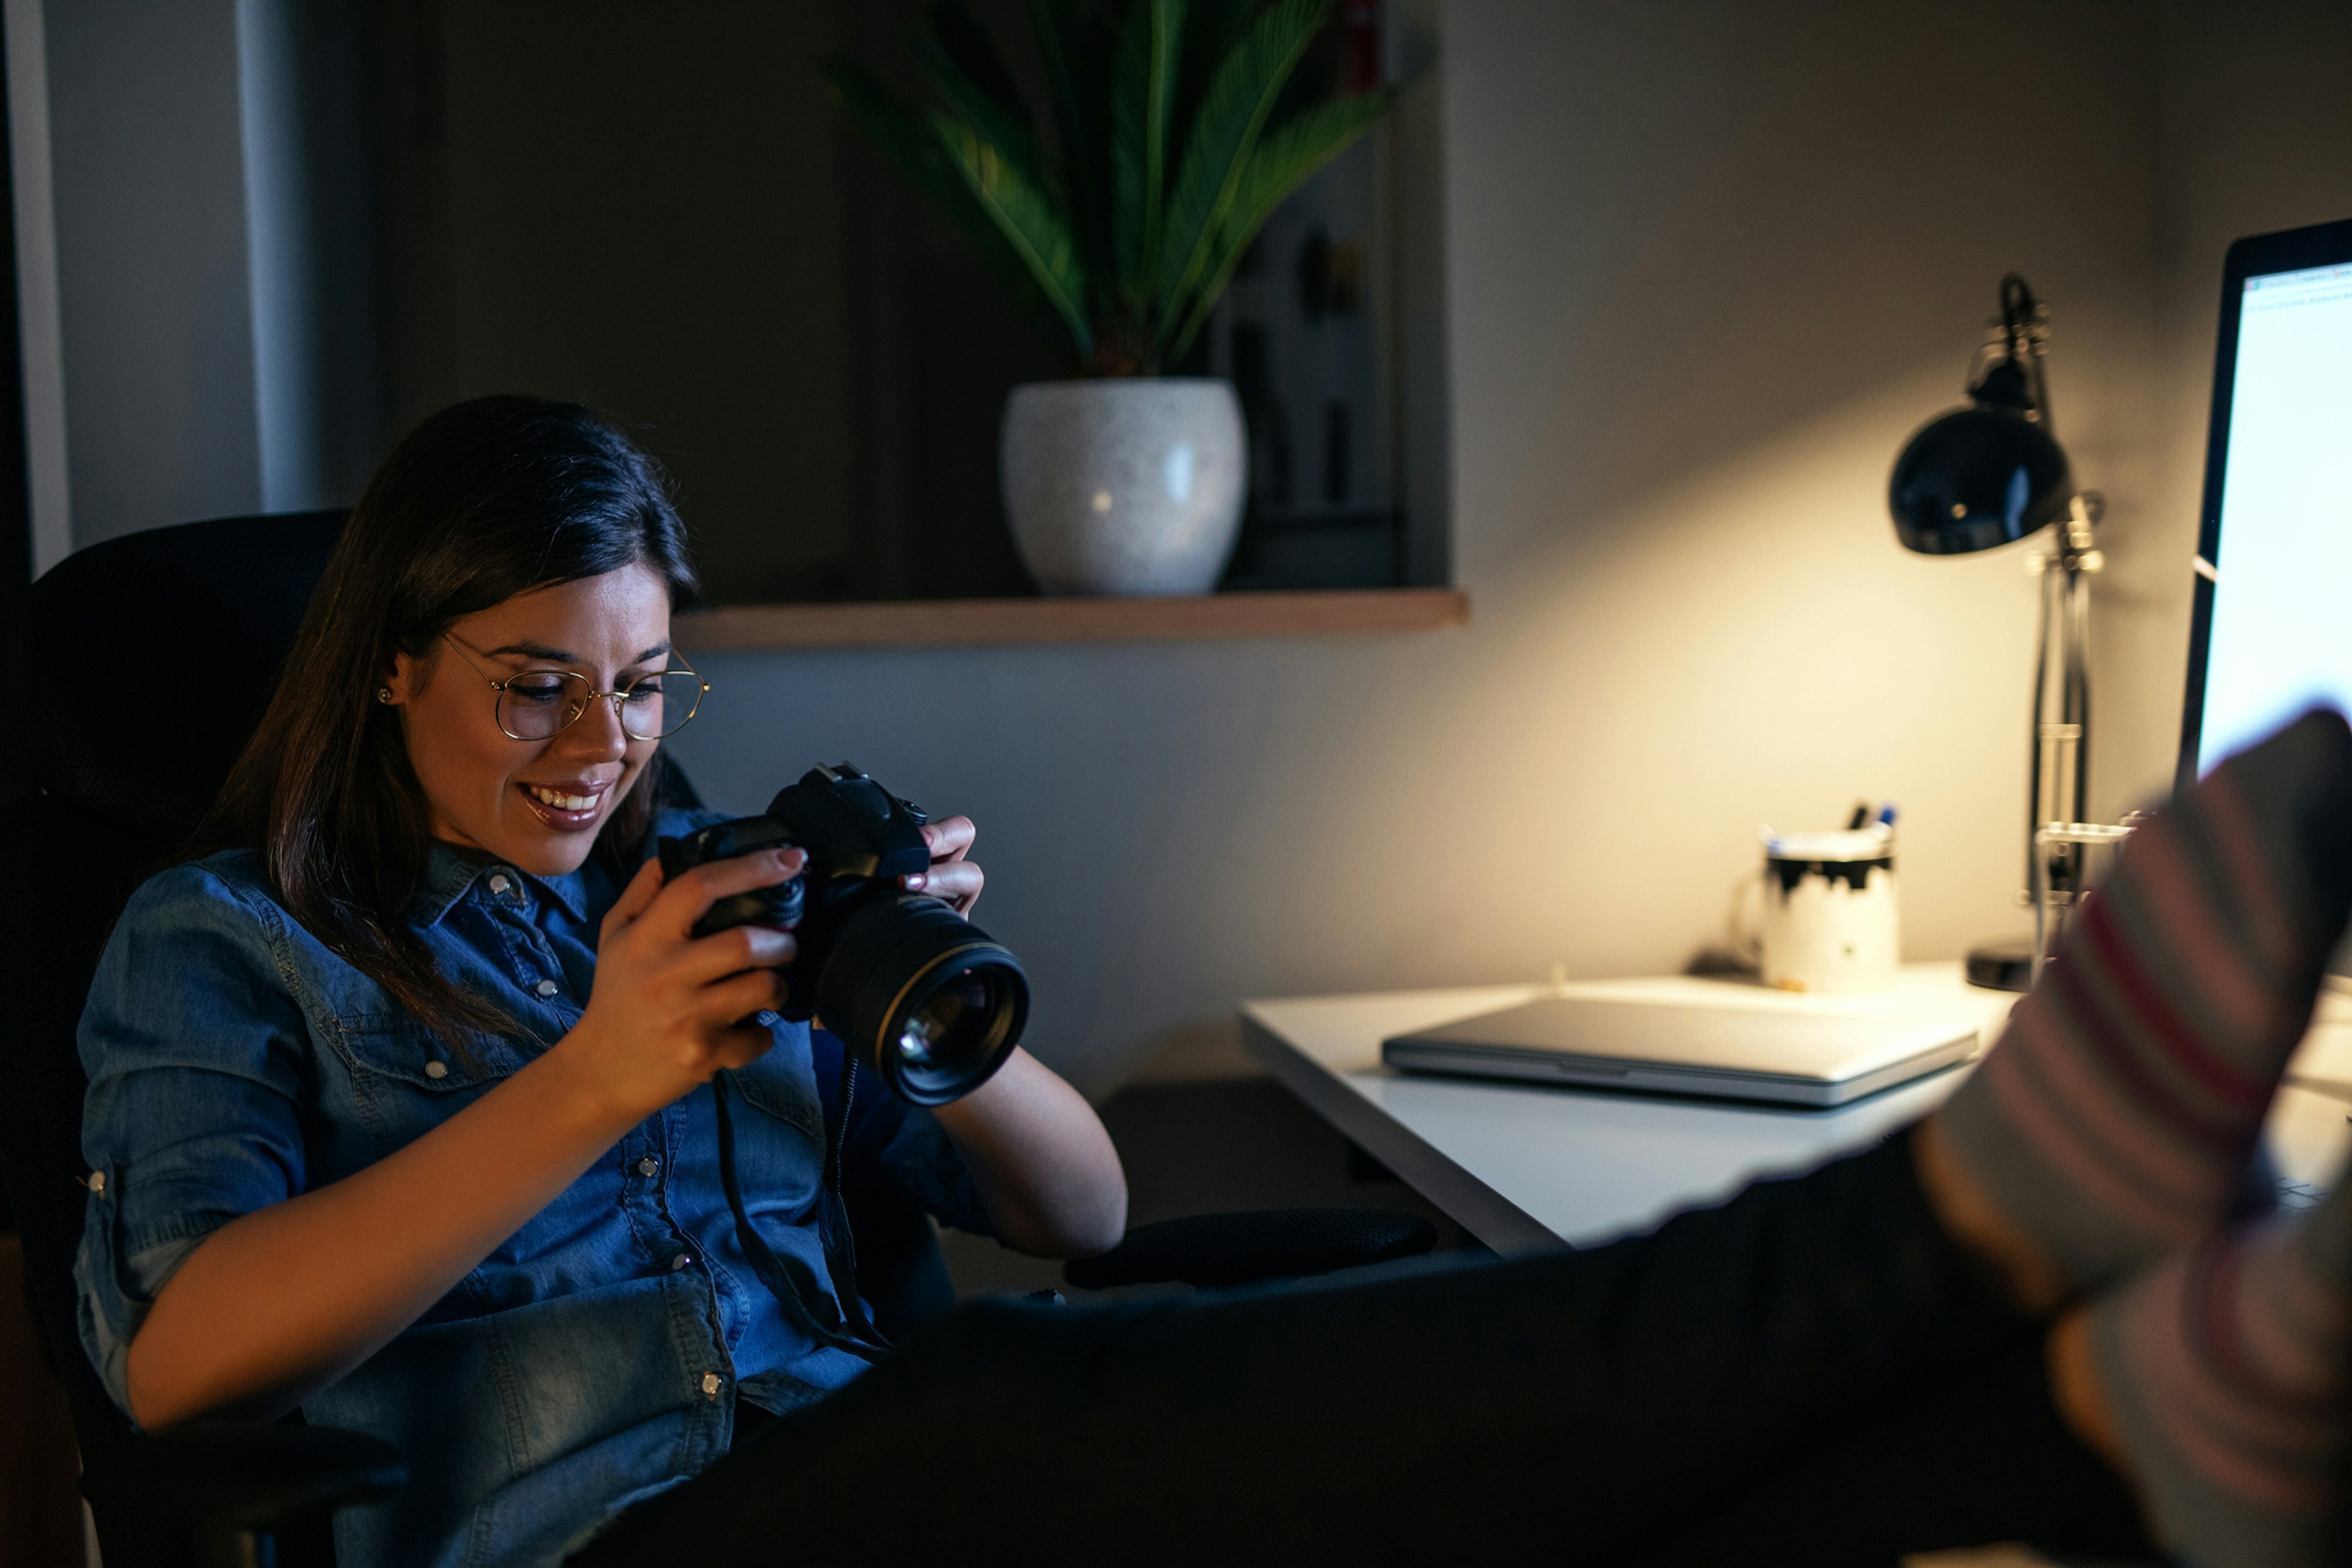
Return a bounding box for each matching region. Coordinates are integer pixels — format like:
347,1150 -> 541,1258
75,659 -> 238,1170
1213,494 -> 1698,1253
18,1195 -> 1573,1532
194,395 -> 699,1050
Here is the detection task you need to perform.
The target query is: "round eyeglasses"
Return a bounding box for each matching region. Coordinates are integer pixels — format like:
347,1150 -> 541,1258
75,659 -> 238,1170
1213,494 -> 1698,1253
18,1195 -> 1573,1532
440,635 -> 709,742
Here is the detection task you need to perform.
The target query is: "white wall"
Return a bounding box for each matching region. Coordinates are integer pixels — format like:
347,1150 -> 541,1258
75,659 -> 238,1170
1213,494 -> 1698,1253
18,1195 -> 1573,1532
41,0 -> 261,550
671,1 -> 2176,1096
12,0 -> 380,561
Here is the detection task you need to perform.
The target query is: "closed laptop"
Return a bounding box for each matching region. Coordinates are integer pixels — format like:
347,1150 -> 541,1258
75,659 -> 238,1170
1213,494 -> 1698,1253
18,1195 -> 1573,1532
1381,995 -> 1980,1107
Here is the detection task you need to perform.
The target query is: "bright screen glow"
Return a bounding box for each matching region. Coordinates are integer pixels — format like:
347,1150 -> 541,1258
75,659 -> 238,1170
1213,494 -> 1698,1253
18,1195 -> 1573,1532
2195,260 -> 2352,773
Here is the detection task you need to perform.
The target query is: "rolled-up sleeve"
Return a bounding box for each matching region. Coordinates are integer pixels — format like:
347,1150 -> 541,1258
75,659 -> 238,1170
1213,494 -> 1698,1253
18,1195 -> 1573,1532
870,1107 -> 993,1236
814,1028 -> 992,1236
74,865 -> 312,1419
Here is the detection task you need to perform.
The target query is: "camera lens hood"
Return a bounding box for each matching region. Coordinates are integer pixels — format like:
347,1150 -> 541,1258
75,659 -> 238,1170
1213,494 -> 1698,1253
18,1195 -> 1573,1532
811,894 -> 1028,1105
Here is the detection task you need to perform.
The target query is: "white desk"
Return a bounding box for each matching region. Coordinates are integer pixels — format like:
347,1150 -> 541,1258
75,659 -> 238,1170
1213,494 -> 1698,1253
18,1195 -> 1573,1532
1241,962 -> 2352,1254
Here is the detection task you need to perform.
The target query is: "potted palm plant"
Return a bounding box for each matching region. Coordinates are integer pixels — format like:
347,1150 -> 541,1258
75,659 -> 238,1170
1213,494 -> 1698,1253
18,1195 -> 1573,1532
827,0 -> 1393,595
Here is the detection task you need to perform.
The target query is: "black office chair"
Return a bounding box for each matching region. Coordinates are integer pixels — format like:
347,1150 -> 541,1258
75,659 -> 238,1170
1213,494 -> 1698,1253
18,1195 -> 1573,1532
0,511 -> 1434,1566
0,511 -> 401,1567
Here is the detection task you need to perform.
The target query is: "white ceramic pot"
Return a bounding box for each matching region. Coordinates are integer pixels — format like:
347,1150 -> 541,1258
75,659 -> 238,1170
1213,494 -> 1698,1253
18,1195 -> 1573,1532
999,377 -> 1247,595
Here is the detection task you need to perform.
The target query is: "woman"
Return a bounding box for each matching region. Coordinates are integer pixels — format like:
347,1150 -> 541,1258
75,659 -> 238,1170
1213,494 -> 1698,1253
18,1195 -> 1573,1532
75,396 -> 1126,1567
84,395 -> 2352,1567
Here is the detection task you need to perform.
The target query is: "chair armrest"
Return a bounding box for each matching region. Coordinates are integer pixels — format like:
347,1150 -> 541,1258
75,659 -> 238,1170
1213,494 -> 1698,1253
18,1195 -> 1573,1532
80,1422 -> 405,1533
1063,1207 -> 1438,1291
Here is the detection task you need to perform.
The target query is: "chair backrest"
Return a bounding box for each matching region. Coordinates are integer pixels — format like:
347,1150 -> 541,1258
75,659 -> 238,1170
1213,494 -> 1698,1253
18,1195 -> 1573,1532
28,511 -> 349,842
0,510 -> 349,1564
0,511 -> 954,1562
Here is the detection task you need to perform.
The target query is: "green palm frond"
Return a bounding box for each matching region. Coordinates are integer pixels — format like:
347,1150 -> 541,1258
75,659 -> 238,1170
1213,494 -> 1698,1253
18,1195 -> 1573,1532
820,58 -> 1055,326
922,4 -> 1034,136
1141,0 -> 1184,301
911,6 -> 1046,186
1106,4 -> 1149,307
1179,0 -> 1261,122
1153,0 -> 1332,346
1028,0 -> 1115,312
1107,0 -> 1184,313
1166,86 -> 1392,362
826,0 -> 1395,375
932,113 -> 1095,358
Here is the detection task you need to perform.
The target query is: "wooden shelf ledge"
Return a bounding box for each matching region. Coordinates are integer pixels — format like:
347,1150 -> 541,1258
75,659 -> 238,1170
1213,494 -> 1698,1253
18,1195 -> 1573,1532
677,587 -> 1469,652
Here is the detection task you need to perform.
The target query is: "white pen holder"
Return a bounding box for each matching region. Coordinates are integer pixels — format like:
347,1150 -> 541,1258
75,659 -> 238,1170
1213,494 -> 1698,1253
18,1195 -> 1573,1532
1741,827 -> 1901,993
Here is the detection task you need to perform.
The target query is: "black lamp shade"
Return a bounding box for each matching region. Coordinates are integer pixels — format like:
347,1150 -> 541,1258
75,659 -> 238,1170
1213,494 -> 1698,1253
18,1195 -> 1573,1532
1888,407 -> 2071,554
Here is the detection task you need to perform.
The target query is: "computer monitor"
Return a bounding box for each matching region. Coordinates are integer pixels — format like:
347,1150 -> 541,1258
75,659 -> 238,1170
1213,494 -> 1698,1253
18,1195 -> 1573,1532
2178,216 -> 2352,786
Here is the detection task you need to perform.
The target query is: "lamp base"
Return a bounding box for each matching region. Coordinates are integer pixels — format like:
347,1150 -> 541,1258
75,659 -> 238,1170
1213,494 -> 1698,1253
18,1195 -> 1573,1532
1964,937 -> 2035,992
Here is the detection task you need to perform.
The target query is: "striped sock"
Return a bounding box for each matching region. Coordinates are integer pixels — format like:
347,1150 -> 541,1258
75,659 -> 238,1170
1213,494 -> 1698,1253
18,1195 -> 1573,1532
2085,1182 -> 2350,1567
1931,708 -> 2352,1298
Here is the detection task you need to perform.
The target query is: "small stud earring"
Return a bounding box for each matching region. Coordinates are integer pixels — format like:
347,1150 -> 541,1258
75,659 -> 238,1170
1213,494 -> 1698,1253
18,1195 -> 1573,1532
377,687 -> 394,704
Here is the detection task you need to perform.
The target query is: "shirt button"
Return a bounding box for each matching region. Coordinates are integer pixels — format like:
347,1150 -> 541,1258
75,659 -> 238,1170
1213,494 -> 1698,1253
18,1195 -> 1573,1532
535,979 -> 560,998
672,1253 -> 692,1270
637,1156 -> 660,1177
701,1372 -> 722,1398
488,874 -> 511,894
424,1060 -> 449,1080
86,1171 -> 105,1194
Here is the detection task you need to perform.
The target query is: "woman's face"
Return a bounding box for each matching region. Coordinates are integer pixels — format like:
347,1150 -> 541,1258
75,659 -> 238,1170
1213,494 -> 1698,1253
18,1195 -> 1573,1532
386,564 -> 674,877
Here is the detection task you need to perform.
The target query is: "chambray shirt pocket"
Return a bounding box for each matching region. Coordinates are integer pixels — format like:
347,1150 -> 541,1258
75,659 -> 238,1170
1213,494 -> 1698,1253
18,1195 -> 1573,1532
728,1025 -> 827,1145
718,1024 -> 829,1226
327,1011 -> 529,1158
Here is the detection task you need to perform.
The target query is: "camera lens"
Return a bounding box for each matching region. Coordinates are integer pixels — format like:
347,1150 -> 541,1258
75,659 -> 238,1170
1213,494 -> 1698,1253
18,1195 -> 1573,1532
897,967 -> 1007,1069
813,895 -> 1028,1104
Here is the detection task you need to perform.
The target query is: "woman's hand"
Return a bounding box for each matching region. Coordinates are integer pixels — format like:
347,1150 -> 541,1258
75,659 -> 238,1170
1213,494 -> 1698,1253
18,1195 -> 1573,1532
902,815 -> 984,916
557,848 -> 805,1121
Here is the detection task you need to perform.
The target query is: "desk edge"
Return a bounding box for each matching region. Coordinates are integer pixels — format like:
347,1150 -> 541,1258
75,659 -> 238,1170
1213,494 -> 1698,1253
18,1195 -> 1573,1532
1238,1011 -> 1567,1255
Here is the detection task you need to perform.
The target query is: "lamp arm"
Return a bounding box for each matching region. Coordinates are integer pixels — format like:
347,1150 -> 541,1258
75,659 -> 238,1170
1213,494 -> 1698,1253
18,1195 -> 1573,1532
2028,342 -> 2056,440
2025,492 -> 2105,918
2068,559 -> 2092,823
2026,556 -> 2054,900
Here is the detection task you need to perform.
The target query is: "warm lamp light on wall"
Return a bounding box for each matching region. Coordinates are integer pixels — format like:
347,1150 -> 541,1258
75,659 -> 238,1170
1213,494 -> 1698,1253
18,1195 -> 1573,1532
1889,274 -> 2105,992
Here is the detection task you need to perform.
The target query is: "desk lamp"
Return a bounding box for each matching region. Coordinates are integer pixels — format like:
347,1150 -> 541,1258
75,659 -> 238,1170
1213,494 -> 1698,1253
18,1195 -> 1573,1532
1889,274 -> 2104,991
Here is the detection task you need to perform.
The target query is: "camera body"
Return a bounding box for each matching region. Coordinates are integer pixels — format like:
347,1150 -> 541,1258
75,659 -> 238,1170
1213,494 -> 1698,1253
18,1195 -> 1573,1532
657,763 -> 1027,1104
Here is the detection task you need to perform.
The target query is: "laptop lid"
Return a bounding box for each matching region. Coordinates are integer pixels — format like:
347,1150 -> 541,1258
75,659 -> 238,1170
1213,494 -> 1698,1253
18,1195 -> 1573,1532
1382,996 -> 1979,1106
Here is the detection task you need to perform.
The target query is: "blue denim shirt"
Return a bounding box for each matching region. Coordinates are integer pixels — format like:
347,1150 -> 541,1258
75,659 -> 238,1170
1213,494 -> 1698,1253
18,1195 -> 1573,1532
74,809 -> 987,1568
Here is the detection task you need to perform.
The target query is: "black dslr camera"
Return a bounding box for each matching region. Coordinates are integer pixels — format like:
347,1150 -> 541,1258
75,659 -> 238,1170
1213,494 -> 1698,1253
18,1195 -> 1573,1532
657,763 -> 1029,1105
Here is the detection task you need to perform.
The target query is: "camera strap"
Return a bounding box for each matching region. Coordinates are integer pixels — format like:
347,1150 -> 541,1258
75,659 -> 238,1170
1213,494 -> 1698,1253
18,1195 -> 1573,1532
710,1070 -> 888,1365
816,1052 -> 891,1349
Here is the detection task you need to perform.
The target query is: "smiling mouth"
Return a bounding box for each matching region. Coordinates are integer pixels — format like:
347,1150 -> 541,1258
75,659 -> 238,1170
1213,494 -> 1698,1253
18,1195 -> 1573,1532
518,781 -> 611,830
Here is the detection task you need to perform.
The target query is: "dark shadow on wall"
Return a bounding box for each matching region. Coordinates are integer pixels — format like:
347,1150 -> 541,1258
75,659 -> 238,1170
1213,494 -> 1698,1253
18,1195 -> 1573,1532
366,0 -> 1060,607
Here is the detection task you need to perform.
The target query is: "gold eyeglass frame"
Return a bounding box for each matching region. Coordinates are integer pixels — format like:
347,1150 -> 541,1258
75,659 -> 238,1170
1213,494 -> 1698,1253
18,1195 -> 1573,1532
439,633 -> 709,742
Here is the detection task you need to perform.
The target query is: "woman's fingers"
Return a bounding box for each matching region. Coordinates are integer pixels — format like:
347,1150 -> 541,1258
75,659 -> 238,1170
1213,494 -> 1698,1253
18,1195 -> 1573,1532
908,859 -> 984,914
904,815 -> 981,912
649,848 -> 805,938
674,923 -> 797,986
919,815 -> 975,864
696,967 -> 787,1025
709,1022 -> 777,1073
601,856 -> 666,940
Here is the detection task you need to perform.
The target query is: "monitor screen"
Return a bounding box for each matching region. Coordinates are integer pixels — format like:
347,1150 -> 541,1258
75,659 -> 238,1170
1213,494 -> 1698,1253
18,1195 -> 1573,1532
2187,240 -> 2352,776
